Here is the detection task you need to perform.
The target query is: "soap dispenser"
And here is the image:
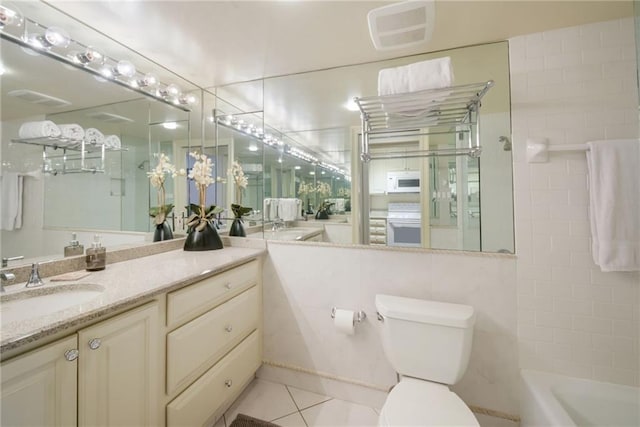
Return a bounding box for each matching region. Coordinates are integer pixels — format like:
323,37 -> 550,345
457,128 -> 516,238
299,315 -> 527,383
85,234 -> 106,271
64,232 -> 84,257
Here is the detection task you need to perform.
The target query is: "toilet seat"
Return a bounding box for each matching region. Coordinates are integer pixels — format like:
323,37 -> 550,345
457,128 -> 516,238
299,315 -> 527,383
378,378 -> 479,427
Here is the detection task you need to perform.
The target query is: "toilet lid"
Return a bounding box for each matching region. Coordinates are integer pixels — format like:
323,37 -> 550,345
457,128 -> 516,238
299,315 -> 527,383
379,378 -> 479,427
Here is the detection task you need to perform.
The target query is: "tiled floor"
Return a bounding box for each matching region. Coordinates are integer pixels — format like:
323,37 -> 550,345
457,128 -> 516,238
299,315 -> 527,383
215,379 -> 379,427
215,378 -> 519,427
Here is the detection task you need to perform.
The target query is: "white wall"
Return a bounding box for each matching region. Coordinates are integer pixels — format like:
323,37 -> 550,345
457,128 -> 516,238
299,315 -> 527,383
263,243 -> 519,414
510,18 -> 639,386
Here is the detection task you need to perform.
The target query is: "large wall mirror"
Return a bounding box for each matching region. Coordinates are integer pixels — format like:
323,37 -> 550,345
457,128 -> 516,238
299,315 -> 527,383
0,2 -> 200,267
213,42 -> 514,253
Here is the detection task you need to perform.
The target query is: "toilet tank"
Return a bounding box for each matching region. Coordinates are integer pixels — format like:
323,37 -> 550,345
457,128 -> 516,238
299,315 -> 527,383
375,294 -> 476,385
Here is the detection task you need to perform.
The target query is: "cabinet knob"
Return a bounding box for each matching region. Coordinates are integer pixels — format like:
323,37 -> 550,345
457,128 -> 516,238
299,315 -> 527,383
64,349 -> 79,361
88,338 -> 101,350
224,283 -> 232,290
224,379 -> 233,388
225,325 -> 233,333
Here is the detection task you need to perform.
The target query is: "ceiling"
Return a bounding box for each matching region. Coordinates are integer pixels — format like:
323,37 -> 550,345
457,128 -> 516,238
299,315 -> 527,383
46,0 -> 634,89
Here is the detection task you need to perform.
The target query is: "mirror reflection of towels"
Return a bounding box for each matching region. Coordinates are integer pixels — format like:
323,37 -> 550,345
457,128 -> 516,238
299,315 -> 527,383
1,172 -> 24,231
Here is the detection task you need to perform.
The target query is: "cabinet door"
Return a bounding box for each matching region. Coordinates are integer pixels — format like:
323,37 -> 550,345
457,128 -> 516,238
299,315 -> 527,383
1,335 -> 78,427
78,301 -> 160,427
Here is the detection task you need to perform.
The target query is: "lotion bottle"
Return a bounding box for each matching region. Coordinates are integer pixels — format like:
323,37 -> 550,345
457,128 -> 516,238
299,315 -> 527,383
85,234 -> 106,271
64,232 -> 84,257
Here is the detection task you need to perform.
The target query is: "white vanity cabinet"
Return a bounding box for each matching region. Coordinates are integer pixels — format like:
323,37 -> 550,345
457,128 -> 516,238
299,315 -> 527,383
165,259 -> 262,427
0,335 -> 78,427
78,301 -> 160,427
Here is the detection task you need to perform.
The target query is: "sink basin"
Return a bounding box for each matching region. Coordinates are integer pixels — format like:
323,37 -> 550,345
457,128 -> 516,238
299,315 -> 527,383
0,284 -> 105,324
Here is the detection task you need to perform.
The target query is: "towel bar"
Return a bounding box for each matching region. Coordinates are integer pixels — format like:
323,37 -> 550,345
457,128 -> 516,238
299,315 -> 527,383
527,138 -> 589,163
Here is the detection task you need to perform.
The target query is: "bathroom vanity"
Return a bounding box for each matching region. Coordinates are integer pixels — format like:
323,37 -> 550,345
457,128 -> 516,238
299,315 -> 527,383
0,246 -> 264,427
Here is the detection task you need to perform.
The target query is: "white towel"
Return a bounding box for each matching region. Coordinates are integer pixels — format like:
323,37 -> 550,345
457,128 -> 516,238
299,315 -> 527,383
1,172 -> 24,230
586,139 -> 640,272
85,128 -> 105,145
18,120 -> 61,139
280,198 -> 300,222
378,57 -> 453,96
104,135 -> 121,149
58,124 -> 85,141
263,198 -> 278,221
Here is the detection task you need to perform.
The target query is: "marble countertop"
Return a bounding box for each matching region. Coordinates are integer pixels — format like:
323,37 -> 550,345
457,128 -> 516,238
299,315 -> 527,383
0,246 -> 265,354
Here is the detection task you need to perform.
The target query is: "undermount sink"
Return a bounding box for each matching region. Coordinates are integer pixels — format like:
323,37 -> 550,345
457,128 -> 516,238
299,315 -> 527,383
0,284 -> 105,324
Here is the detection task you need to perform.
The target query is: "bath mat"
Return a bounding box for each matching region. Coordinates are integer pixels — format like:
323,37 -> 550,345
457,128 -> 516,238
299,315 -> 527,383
229,413 -> 280,427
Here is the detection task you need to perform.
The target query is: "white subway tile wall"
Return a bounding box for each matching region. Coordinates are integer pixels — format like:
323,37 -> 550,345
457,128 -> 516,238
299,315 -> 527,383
510,17 -> 640,387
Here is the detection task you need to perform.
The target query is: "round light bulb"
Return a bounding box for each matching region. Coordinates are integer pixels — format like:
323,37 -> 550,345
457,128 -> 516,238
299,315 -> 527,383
44,27 -> 70,48
0,5 -> 23,29
166,83 -> 180,97
114,60 -> 136,78
137,72 -> 157,88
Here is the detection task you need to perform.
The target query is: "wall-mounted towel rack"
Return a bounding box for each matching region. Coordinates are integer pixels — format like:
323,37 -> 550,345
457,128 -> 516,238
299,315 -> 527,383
527,138 -> 589,163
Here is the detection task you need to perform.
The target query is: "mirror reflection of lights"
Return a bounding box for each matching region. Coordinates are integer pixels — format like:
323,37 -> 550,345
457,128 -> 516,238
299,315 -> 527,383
345,97 -> 360,112
294,166 -> 301,170
162,122 -> 178,130
309,171 -> 315,175
0,63 -> 5,75
248,143 -> 258,152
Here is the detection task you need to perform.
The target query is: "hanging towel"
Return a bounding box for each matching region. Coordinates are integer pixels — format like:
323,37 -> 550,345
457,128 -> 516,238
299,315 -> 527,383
18,120 -> 61,139
280,198 -> 300,222
58,124 -> 85,142
85,128 -> 105,145
1,172 -> 24,231
586,139 -> 640,272
378,56 -> 453,96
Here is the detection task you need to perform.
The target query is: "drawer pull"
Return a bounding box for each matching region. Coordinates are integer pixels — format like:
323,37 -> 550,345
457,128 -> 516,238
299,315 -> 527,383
225,325 -> 233,333
88,338 -> 101,350
224,283 -> 232,290
224,379 -> 233,388
64,349 -> 79,361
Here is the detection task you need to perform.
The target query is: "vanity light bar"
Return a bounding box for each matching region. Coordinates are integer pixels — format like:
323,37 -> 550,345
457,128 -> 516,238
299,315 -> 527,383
0,6 -> 196,111
216,113 -> 350,179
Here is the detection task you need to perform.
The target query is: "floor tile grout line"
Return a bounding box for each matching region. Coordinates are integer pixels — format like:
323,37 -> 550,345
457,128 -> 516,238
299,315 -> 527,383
283,385 -> 309,427
284,385 -> 302,411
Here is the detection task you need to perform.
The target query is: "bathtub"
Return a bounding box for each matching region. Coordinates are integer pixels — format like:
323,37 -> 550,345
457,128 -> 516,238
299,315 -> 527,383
520,369 -> 639,426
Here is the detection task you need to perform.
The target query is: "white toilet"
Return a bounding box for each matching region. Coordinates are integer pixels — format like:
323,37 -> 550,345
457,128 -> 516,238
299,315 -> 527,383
375,294 -> 480,427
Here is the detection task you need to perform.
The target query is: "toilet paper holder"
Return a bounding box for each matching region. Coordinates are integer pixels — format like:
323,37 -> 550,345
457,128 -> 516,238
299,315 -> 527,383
331,307 -> 367,323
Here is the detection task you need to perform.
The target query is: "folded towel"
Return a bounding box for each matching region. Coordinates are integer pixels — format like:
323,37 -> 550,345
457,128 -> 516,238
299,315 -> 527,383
104,135 -> 121,149
58,124 -> 85,142
378,57 -> 453,96
407,56 -> 454,93
1,172 -> 24,231
85,128 -> 105,145
18,120 -> 61,139
586,139 -> 640,272
378,66 -> 411,96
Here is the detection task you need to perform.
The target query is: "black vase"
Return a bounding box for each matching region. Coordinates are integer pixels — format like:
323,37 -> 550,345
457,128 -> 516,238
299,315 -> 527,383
229,218 -> 246,237
315,210 -> 329,220
184,221 -> 224,251
153,221 -> 174,242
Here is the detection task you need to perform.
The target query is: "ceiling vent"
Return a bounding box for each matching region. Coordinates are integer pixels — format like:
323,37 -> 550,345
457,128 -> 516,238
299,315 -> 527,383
368,0 -> 435,51
8,89 -> 71,108
85,112 -> 134,123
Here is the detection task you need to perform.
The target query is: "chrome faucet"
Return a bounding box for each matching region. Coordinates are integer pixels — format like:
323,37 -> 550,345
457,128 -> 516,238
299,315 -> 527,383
1,272 -> 16,293
271,218 -> 285,232
26,263 -> 44,288
2,256 -> 24,268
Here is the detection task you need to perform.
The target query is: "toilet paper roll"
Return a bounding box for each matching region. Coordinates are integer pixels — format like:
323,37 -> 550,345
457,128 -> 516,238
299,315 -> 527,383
334,309 -> 355,335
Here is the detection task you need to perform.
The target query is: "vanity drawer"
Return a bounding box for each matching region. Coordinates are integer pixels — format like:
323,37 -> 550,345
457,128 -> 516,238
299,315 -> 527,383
370,218 -> 386,227
167,259 -> 259,327
166,330 -> 261,427
166,286 -> 259,395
